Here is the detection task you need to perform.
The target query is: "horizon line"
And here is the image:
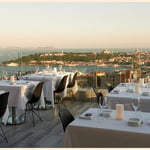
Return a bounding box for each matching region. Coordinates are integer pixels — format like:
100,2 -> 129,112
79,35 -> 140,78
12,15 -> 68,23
0,0 -> 150,2
0,47 -> 150,49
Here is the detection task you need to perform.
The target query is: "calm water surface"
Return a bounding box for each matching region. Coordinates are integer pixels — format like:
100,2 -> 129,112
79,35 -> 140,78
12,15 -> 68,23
0,65 -> 131,77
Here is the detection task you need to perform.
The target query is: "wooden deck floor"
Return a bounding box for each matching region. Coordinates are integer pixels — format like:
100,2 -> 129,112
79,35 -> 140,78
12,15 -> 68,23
0,100 -> 97,148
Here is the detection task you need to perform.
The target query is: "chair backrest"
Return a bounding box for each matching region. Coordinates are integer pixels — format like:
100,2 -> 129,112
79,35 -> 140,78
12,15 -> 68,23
67,72 -> 78,88
107,85 -> 114,92
59,107 -> 74,132
16,75 -> 20,80
55,75 -> 68,93
0,92 -> 9,118
105,82 -> 114,92
28,82 -> 44,104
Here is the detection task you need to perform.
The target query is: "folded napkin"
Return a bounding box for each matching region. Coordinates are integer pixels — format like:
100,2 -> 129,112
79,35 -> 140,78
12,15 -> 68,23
147,84 -> 150,87
128,118 -> 143,127
111,90 -> 120,94
126,89 -> 134,93
100,110 -> 113,118
119,83 -> 127,87
53,72 -> 57,76
142,92 -> 150,96
17,80 -> 28,84
9,82 -> 17,85
79,112 -> 95,120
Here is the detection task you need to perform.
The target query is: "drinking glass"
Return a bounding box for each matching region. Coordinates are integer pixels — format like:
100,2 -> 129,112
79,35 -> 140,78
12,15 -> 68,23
99,96 -> 108,109
48,65 -> 52,72
99,96 -> 108,120
45,65 -> 50,71
3,71 -> 9,80
131,95 -> 141,117
35,66 -> 39,73
58,65 -> 62,72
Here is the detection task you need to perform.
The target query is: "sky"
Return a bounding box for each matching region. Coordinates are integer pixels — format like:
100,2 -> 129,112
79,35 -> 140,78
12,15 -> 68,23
0,1 -> 150,49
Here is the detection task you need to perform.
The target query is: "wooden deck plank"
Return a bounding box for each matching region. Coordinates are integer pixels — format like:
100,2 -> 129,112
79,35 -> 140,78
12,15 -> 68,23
0,100 -> 97,147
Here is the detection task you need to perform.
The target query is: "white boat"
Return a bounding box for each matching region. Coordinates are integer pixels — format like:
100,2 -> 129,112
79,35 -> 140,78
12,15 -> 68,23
6,62 -> 18,66
66,64 -> 77,66
97,63 -> 107,67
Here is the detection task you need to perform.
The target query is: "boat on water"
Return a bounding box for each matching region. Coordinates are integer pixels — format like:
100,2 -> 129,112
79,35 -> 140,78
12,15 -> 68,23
66,64 -> 77,66
5,62 -> 19,66
113,64 -> 119,67
97,63 -> 107,67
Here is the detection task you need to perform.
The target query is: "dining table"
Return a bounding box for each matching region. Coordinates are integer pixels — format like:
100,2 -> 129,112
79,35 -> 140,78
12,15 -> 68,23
0,79 -> 45,125
63,108 -> 150,147
107,82 -> 150,112
20,71 -> 75,108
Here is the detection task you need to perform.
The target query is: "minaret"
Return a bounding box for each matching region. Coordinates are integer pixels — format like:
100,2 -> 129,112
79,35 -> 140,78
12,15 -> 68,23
132,49 -> 141,81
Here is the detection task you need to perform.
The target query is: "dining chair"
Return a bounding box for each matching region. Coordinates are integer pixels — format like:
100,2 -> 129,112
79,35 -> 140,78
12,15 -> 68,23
54,75 -> 68,107
67,72 -> 78,103
0,92 -> 9,143
16,75 -> 20,80
105,82 -> 114,92
25,82 -> 44,126
58,107 -> 74,132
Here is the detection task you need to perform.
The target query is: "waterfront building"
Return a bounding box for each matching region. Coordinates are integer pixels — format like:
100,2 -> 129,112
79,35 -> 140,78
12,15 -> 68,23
102,49 -> 112,54
96,70 -> 132,88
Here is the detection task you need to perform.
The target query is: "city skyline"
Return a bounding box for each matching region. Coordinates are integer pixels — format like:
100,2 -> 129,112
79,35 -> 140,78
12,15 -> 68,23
0,1 -> 150,49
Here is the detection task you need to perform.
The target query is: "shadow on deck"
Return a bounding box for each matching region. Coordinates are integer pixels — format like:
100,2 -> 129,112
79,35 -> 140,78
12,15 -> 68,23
0,99 -> 97,148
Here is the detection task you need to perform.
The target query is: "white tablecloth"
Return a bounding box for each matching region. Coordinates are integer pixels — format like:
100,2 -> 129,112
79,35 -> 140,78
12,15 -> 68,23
0,80 -> 45,124
20,72 -> 74,108
107,83 -> 150,112
63,108 -> 150,147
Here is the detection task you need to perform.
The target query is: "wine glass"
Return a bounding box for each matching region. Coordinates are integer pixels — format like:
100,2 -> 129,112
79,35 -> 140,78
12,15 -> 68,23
99,96 -> 108,120
35,66 -> 39,73
58,65 -> 62,72
3,71 -> 9,80
48,65 -> 52,72
45,65 -> 50,71
131,95 -> 140,117
99,96 -> 108,109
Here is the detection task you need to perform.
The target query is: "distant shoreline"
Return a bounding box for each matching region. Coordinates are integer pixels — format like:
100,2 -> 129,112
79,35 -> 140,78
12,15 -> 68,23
0,50 -> 149,74
0,48 -> 150,63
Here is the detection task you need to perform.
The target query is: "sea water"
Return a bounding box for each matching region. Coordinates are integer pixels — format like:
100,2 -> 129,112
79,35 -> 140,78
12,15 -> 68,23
0,48 -> 132,77
0,64 -> 130,77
